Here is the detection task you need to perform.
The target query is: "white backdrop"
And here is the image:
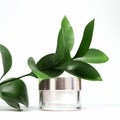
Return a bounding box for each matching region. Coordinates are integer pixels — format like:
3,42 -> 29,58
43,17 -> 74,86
0,0 -> 120,119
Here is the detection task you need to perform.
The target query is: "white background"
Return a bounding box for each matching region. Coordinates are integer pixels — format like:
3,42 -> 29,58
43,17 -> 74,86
0,0 -> 120,119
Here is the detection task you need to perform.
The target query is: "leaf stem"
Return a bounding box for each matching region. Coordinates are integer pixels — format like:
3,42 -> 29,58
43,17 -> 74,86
16,73 -> 32,79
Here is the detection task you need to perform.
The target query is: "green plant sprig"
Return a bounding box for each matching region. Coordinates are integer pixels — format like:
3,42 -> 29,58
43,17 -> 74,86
0,44 -> 29,111
0,16 -> 109,110
28,16 -> 109,81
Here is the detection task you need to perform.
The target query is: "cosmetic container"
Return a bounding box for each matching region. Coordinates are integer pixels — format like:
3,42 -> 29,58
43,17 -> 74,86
39,77 -> 81,110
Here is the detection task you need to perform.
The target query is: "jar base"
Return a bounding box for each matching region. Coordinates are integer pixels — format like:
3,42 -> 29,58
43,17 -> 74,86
40,106 -> 81,111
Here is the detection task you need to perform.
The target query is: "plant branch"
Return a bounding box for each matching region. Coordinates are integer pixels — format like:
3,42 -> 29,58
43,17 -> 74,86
16,73 -> 32,79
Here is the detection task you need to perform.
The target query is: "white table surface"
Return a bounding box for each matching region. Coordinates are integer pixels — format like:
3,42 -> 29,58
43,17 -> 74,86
0,104 -> 120,120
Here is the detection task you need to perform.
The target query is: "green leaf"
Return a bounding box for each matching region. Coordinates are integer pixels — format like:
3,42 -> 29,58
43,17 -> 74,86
37,53 -> 56,70
73,49 -> 109,63
0,78 -> 29,110
54,16 -> 74,64
74,19 -> 95,58
28,57 -> 51,80
0,44 -> 12,79
57,61 -> 102,81
61,16 -> 74,51
37,54 -> 63,77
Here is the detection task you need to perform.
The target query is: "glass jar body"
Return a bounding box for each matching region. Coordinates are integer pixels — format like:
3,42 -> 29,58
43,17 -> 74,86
39,90 -> 81,110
